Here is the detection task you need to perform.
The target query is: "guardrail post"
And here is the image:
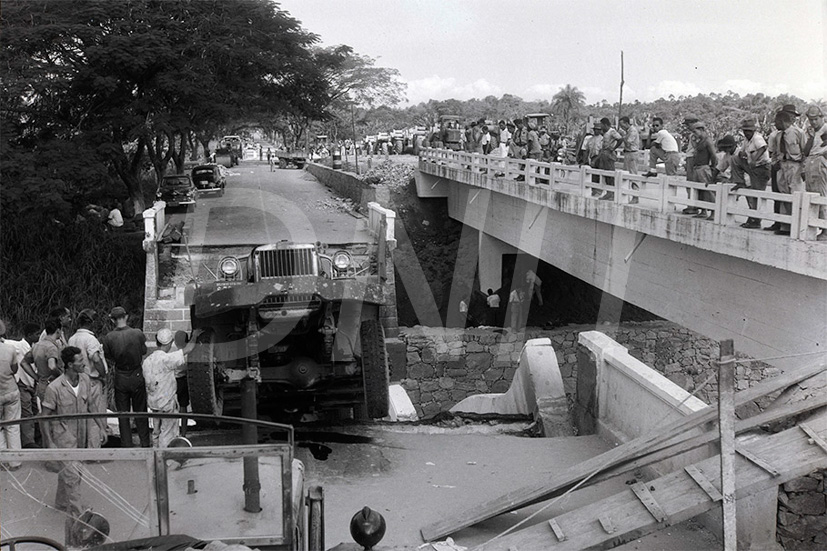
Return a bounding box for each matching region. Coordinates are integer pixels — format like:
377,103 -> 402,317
614,170 -> 624,204
657,175 -> 669,212
549,162 -> 559,190
725,185 -> 740,226
713,183 -> 730,225
526,160 -> 536,186
579,165 -> 588,197
796,191 -> 820,241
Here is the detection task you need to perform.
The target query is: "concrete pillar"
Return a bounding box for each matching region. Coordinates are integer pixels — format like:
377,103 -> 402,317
478,232 -> 517,297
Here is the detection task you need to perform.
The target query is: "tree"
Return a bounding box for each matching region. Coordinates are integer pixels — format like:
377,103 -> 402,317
551,85 -> 586,134
1,0 -> 319,216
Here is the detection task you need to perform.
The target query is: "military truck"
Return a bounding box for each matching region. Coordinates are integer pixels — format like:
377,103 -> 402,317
187,239 -> 391,419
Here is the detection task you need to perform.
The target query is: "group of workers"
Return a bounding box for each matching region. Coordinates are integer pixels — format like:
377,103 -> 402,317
0,307 -> 201,545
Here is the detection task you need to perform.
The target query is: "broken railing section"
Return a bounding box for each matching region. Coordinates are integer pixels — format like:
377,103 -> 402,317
420,331 -> 827,543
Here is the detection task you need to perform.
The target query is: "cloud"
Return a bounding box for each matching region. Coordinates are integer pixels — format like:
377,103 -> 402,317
646,80 -> 703,101
524,83 -> 564,99
404,75 -> 502,104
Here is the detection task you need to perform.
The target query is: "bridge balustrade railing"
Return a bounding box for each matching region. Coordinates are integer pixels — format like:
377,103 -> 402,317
419,148 -> 826,241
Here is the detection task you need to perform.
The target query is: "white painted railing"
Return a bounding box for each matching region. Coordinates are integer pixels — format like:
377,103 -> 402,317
420,148 -> 824,241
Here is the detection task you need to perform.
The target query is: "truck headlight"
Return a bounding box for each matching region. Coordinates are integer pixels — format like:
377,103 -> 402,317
332,251 -> 352,271
218,256 -> 240,279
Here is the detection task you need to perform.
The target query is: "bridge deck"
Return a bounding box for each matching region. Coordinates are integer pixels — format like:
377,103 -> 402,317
418,149 -> 827,280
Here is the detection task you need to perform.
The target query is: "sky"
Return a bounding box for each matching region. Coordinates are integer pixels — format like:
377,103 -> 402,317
277,0 -> 826,106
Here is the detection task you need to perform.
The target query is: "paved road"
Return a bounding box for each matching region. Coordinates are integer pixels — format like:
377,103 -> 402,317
169,160 -> 370,247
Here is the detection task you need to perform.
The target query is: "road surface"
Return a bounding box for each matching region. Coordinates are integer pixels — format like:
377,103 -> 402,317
168,159 -> 370,247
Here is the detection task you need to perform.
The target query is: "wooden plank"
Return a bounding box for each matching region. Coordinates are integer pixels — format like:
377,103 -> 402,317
630,482 -> 668,523
684,465 -> 723,502
736,445 -> 780,477
593,391 -> 827,487
718,339 -> 737,551
486,418 -> 827,550
548,518 -> 566,541
800,422 -> 827,453
598,515 -> 616,534
419,361 -> 826,541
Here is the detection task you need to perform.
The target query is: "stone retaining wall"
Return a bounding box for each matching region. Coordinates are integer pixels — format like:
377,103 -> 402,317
398,320 -> 776,419
777,471 -> 827,548
306,163 -> 390,211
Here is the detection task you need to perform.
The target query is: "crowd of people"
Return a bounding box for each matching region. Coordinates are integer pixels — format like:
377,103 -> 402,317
425,118 -> 575,166
423,104 -> 827,239
0,307 -> 200,544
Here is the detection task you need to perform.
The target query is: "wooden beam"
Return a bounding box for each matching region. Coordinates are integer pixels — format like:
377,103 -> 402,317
592,391 -> 827,486
487,419 -> 827,551
718,339 -> 737,551
420,361 -> 826,541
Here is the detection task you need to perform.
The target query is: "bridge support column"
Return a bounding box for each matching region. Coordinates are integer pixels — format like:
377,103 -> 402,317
478,232 -> 517,296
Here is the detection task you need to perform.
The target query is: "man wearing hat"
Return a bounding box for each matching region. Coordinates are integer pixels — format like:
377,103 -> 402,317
141,327 -> 202,447
101,307 -> 150,447
68,309 -> 108,446
732,117 -> 771,229
803,105 -> 827,240
768,108 -> 806,235
687,121 -> 717,219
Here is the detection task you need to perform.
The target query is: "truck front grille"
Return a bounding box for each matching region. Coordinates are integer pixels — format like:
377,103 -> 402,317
258,248 -> 316,278
260,293 -> 321,311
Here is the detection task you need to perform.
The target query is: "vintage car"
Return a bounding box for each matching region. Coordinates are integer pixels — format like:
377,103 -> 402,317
156,174 -> 197,209
191,164 -> 226,196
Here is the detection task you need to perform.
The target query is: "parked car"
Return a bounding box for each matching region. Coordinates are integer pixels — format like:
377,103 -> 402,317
191,163 -> 226,196
157,174 -> 196,209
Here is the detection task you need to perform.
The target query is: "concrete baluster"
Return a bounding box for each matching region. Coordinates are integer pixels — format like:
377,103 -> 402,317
657,175 -> 671,213
526,160 -> 535,186
713,183 -> 732,225
725,184 -> 740,226
796,191 -> 820,240
579,165 -> 588,197
614,170 -> 624,204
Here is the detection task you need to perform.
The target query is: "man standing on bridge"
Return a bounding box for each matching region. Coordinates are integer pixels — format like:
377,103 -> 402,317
732,117 -> 771,229
804,105 -> 827,241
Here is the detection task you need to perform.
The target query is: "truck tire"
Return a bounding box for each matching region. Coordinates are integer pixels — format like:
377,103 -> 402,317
360,319 -> 389,419
279,159 -> 287,169
187,328 -> 224,416
295,162 -> 305,169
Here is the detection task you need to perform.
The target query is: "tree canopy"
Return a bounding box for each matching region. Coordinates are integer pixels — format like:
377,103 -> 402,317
1,0 -> 402,218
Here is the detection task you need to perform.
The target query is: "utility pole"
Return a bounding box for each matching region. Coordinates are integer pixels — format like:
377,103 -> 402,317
618,50 -> 625,120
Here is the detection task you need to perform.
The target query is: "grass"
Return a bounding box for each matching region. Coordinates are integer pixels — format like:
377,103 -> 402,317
1,218 -> 146,338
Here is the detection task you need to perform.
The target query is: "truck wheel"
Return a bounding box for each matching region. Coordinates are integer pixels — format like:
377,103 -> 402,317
360,319 -> 389,419
295,162 -> 305,169
279,159 -> 287,169
187,328 -> 224,416
307,486 -> 324,551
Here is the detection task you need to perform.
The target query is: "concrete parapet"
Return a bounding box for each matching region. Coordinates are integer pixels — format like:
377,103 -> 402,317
450,338 -> 572,437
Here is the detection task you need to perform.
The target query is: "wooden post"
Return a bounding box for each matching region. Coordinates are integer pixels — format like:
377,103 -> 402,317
718,339 -> 737,551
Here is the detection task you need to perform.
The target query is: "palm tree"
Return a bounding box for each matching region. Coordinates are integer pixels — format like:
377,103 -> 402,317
551,85 -> 586,134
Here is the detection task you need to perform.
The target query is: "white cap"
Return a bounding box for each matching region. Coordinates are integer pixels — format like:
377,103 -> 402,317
156,328 -> 174,346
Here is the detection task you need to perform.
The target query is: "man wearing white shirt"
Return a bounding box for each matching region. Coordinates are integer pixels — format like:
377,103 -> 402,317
732,118 -> 771,229
9,323 -> 40,448
804,105 -> 827,241
644,117 -> 680,177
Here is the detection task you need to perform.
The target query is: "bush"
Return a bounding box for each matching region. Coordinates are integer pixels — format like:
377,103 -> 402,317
0,218 -> 146,337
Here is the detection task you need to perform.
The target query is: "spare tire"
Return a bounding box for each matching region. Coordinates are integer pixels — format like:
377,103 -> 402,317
187,328 -> 224,416
359,319 -> 389,419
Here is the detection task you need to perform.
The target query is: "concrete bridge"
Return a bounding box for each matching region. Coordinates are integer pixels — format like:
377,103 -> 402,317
415,148 -> 827,369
